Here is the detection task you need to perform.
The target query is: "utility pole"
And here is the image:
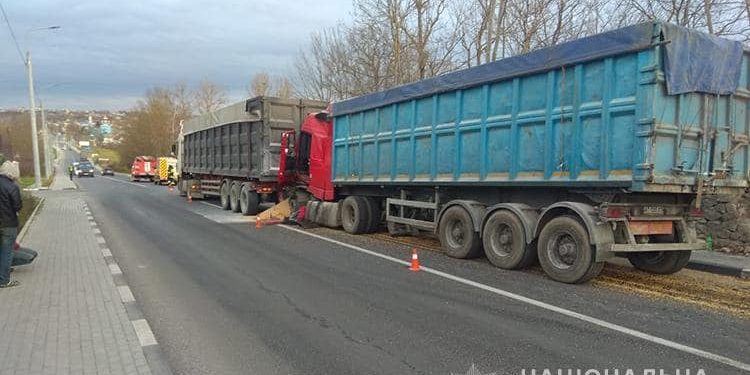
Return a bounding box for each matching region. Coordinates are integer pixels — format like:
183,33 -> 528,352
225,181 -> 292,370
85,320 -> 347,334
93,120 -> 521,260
26,51 -> 42,189
40,100 -> 50,178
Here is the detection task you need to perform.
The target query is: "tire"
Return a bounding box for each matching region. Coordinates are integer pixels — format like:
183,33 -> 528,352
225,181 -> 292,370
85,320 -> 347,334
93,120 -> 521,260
627,250 -> 691,274
341,196 -> 371,234
239,184 -> 260,215
363,197 -> 382,233
229,182 -> 241,213
438,206 -> 482,259
537,216 -> 603,283
482,210 -> 536,269
220,181 -> 231,210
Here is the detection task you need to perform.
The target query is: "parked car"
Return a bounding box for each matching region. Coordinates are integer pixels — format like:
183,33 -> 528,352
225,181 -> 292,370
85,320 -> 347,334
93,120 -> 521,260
102,167 -> 114,176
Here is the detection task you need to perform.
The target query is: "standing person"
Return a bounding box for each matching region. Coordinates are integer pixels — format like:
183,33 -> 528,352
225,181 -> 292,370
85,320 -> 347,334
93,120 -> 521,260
0,158 -> 22,288
68,164 -> 74,180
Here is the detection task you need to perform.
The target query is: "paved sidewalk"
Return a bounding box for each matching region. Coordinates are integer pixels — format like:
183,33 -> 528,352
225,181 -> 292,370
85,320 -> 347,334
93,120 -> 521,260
0,192 -> 153,375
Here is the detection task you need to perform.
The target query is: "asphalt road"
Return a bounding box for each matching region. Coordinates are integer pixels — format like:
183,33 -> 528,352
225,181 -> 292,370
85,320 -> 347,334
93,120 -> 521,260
67,150 -> 750,375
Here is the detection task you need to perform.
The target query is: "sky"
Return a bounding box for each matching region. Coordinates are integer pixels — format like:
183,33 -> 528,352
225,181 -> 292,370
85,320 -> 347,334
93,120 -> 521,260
0,0 -> 352,110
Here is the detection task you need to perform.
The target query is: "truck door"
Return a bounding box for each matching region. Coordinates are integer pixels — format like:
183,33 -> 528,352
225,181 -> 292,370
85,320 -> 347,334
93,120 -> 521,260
297,131 -> 312,175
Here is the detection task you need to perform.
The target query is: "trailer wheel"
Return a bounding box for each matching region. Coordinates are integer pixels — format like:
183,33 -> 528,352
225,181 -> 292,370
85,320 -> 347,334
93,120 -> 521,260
537,216 -> 603,283
220,181 -> 231,210
438,206 -> 482,259
341,196 -> 371,234
239,184 -> 260,215
229,182 -> 241,213
482,210 -> 536,269
363,197 -> 382,233
626,250 -> 691,274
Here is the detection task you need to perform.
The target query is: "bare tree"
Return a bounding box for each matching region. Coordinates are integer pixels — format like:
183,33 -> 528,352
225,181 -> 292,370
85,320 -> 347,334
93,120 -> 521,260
294,0 -> 748,101
193,80 -> 227,115
275,77 -> 294,99
249,72 -> 271,97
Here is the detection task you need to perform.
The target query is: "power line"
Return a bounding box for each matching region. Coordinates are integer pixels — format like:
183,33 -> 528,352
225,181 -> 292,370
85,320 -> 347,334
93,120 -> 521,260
0,1 -> 25,65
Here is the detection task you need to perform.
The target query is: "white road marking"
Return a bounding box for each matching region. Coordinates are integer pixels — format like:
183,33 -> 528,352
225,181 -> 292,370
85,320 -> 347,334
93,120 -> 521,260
102,176 -> 148,188
109,263 -> 123,275
199,201 -> 222,209
117,285 -> 136,303
279,224 -> 750,372
93,228 -> 101,235
96,236 -> 106,244
101,248 -> 112,257
131,319 -> 158,347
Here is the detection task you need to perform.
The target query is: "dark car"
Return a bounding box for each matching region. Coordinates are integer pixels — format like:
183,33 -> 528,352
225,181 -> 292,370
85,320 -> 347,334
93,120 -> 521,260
78,163 -> 95,177
102,167 -> 114,176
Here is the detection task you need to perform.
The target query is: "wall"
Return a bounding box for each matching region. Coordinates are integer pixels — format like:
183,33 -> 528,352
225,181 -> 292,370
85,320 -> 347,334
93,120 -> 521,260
696,194 -> 750,256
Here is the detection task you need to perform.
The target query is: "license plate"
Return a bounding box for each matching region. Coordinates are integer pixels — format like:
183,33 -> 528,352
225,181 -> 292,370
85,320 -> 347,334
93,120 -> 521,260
642,206 -> 665,216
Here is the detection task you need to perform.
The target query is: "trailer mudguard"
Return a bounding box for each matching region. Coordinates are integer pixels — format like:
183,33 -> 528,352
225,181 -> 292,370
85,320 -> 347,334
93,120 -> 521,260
535,201 -> 615,261
436,200 -> 486,233
481,203 -> 539,244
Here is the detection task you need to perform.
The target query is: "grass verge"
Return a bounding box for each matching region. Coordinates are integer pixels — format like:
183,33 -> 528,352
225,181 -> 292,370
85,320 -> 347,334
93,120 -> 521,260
19,175 -> 54,189
18,191 -> 41,231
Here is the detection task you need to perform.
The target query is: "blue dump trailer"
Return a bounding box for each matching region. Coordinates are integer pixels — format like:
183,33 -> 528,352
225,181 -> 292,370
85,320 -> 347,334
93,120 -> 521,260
328,22 -> 749,283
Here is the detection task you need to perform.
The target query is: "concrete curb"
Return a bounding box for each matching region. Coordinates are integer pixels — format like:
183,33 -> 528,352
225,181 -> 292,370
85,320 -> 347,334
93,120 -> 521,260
685,260 -> 750,279
18,196 -> 45,244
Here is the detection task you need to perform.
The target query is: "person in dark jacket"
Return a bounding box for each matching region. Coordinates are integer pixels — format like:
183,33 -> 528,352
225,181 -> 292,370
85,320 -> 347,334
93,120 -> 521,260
0,160 -> 22,288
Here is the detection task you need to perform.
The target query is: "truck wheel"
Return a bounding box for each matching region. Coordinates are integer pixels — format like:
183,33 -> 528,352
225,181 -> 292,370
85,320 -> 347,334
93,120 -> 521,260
537,216 -> 603,283
363,197 -> 382,233
178,179 -> 187,197
438,206 -> 482,259
626,251 -> 691,274
230,182 -> 241,213
341,196 -> 371,234
482,210 -> 536,269
220,181 -> 231,210
239,184 -> 260,215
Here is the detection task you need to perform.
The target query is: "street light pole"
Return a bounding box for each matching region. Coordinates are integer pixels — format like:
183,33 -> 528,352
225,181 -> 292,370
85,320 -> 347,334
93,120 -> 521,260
26,51 -> 42,189
40,100 -> 50,178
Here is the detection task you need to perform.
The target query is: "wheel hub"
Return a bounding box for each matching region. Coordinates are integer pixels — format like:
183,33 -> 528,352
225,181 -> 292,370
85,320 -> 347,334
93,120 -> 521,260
549,233 -> 578,269
448,221 -> 465,246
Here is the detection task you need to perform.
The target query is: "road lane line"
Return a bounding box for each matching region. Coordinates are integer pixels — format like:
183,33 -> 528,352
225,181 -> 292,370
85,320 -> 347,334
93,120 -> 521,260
279,224 -> 750,372
101,176 -> 148,188
118,285 -> 136,303
131,319 -> 158,347
101,248 -> 112,257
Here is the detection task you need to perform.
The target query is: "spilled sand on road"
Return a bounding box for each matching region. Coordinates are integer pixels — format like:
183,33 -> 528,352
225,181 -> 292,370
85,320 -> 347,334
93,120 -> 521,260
307,227 -> 750,320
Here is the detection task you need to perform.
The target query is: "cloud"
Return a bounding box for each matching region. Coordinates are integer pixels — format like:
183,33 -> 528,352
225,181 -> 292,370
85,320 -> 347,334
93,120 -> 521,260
0,0 -> 352,110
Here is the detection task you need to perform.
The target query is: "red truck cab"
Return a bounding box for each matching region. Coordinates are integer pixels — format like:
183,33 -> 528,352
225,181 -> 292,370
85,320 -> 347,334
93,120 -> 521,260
279,111 -> 334,200
131,156 -> 157,182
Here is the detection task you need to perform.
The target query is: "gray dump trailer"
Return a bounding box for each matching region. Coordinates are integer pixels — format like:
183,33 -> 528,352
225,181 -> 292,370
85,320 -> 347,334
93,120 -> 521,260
178,96 -> 327,214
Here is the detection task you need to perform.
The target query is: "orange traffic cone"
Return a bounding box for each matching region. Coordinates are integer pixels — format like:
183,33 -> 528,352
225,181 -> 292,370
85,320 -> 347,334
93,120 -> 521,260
255,217 -> 263,229
409,248 -> 420,272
